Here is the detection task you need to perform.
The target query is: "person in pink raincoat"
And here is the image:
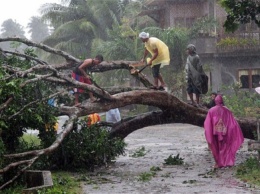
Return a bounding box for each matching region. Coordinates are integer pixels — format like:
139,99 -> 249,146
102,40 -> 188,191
204,95 -> 244,169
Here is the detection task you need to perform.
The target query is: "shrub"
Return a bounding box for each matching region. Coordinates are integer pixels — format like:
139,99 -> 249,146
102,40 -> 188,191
35,119 -> 126,171
164,154 -> 184,165
221,83 -> 260,118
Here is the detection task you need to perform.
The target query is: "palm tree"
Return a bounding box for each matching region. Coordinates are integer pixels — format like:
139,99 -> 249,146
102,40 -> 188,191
90,0 -> 156,86
27,16 -> 50,42
0,19 -> 26,38
0,19 -> 26,51
39,0 -> 129,61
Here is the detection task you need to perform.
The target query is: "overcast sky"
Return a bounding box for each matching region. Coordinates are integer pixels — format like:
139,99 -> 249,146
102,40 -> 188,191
0,0 -> 61,33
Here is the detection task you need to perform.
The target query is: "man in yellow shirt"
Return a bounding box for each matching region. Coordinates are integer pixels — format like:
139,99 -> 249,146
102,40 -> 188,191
139,32 -> 170,90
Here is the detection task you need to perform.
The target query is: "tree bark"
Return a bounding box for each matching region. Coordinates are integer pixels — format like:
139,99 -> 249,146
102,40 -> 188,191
0,37 -> 257,189
59,90 -> 257,140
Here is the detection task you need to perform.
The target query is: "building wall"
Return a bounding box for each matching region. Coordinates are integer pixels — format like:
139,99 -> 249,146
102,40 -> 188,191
215,56 -> 260,90
191,37 -> 216,53
169,1 -> 209,27
202,54 -> 260,92
145,0 -> 260,93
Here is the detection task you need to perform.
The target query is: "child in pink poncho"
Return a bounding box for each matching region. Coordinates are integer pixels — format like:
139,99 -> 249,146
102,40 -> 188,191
204,95 -> 244,168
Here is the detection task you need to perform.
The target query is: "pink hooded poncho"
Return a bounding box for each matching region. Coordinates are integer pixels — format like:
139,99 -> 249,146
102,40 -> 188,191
204,95 -> 244,168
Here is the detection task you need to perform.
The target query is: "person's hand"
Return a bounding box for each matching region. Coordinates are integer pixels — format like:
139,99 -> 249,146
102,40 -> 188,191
85,75 -> 90,79
147,60 -> 152,66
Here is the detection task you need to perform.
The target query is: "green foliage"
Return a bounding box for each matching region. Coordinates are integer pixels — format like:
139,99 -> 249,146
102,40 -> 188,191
220,0 -> 260,32
190,16 -> 218,38
0,171 -> 81,194
217,37 -> 259,48
130,146 -> 149,158
0,19 -> 26,38
150,166 -> 162,172
17,134 -> 41,152
0,55 -> 58,153
137,165 -> 162,182
164,154 -> 184,165
0,54 -> 65,185
35,120 -> 126,171
221,83 -> 260,117
28,16 -> 50,42
36,172 -> 81,194
41,0 -> 135,59
136,165 -> 165,182
137,171 -> 156,182
236,156 -> 260,186
0,184 -> 24,194
236,156 -> 260,175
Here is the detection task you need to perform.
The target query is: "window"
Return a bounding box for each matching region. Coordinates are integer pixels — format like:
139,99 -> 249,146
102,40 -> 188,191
252,69 -> 260,88
175,17 -> 185,27
174,17 -> 195,28
238,68 -> 260,89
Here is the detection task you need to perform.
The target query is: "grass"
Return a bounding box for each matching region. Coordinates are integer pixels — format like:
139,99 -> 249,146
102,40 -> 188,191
137,171 -> 156,182
37,171 -> 82,194
130,146 -> 149,158
2,133 -> 82,194
136,166 -> 162,182
20,133 -> 41,147
236,156 -> 260,187
0,171 -> 82,194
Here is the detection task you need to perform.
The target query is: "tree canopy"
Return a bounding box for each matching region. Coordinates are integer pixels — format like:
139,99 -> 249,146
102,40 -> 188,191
0,0 -> 259,190
220,0 -> 260,32
27,16 -> 50,42
0,37 -> 257,189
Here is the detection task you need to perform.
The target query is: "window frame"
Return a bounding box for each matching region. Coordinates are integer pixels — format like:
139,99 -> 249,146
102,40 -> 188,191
237,68 -> 260,89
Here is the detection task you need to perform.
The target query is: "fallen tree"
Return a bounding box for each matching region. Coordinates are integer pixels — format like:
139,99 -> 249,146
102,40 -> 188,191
0,37 -> 257,189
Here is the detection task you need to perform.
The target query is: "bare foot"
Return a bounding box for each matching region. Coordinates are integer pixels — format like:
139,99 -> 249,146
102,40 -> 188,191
161,84 -> 166,88
213,164 -> 218,169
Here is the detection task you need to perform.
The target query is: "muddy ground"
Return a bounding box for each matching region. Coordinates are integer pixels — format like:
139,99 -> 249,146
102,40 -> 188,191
81,124 -> 260,194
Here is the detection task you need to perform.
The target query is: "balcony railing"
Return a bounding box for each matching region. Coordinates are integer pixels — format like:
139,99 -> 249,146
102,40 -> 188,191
216,44 -> 260,53
216,32 -> 260,53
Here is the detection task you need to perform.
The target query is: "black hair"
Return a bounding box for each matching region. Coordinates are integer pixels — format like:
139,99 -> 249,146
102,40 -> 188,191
95,55 -> 104,62
211,92 -> 217,96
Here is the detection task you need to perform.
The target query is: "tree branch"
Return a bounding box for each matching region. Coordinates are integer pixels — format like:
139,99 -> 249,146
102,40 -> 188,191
0,37 -> 80,63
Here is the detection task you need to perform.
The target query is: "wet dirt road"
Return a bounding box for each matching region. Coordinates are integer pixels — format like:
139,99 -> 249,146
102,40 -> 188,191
82,124 -> 260,194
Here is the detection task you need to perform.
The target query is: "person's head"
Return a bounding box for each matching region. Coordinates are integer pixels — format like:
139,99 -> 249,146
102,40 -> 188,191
93,55 -> 104,65
186,44 -> 196,55
214,95 -> 224,105
139,31 -> 149,43
211,92 -> 217,100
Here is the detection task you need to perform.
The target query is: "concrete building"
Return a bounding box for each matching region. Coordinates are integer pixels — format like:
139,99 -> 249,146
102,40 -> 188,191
140,0 -> 260,92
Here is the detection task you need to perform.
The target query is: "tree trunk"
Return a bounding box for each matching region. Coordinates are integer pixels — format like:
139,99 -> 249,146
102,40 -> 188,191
0,37 -> 257,189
